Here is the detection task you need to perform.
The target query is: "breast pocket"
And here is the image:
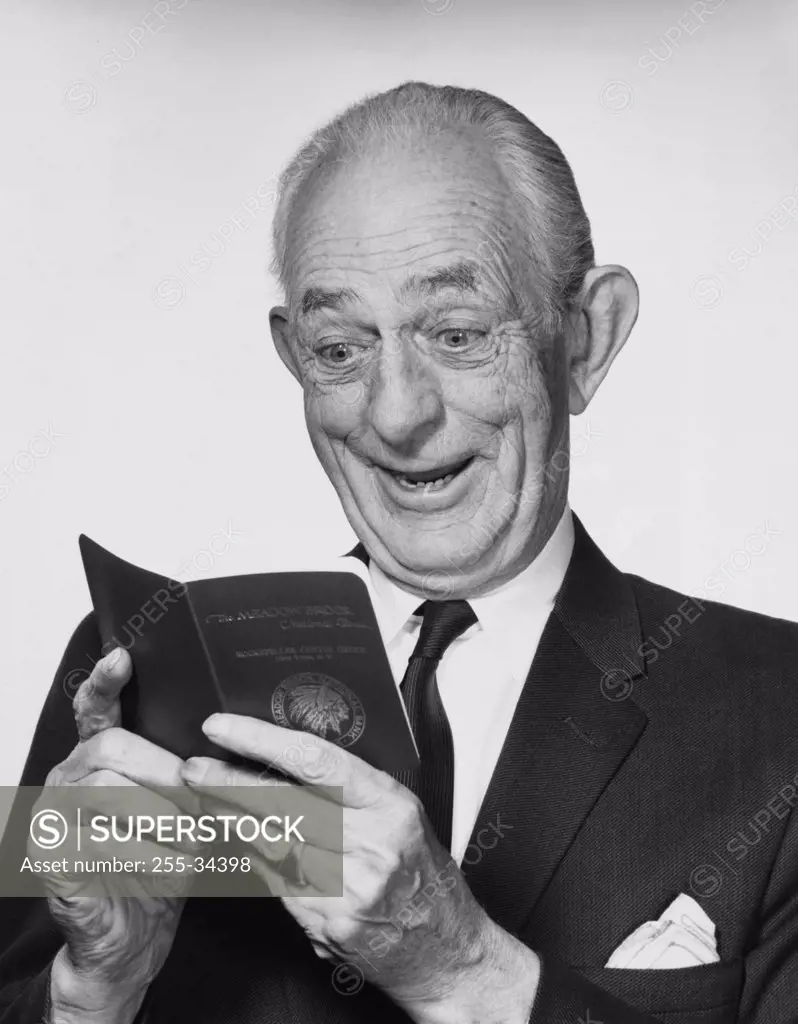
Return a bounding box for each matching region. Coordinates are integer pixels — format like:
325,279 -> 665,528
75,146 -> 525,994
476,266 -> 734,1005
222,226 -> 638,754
574,959 -> 743,1023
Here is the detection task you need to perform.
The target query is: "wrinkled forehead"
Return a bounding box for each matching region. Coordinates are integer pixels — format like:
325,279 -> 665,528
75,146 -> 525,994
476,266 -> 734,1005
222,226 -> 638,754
281,131 -> 527,318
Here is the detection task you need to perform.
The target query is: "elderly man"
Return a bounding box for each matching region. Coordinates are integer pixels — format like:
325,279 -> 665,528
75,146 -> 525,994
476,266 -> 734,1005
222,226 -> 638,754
1,81 -> 797,1024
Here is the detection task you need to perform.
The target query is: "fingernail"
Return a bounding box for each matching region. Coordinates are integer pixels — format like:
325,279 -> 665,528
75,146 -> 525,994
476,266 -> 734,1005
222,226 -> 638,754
202,714 -> 222,736
103,648 -> 122,669
182,758 -> 207,783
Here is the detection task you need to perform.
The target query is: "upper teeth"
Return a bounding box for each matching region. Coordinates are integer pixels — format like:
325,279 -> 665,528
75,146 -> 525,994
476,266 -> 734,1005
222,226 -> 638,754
397,472 -> 455,491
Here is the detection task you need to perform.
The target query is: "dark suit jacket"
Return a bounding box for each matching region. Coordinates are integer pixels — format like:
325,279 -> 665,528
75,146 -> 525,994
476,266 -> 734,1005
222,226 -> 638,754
1,517 -> 797,1023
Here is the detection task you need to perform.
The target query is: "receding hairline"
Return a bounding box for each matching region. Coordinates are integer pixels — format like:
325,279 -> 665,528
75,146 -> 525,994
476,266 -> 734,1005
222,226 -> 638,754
271,81 -> 595,335
280,127 -> 540,321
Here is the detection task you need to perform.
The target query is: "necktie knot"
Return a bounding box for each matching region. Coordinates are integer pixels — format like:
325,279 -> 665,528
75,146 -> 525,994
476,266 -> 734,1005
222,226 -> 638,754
413,599 -> 477,662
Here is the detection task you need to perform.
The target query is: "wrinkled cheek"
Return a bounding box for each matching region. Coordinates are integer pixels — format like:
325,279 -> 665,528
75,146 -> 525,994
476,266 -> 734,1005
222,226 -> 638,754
505,363 -> 550,420
464,360 -> 549,428
303,387 -> 363,444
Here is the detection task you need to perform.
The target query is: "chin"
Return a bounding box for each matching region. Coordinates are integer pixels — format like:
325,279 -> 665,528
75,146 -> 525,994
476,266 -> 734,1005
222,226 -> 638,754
366,520 -> 500,586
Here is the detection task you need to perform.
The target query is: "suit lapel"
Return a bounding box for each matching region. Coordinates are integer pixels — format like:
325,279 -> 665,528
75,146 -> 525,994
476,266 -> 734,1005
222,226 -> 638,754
459,516 -> 649,934
347,519 -> 649,935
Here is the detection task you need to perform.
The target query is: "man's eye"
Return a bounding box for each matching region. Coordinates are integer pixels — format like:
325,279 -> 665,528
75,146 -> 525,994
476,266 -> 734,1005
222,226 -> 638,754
436,328 -> 484,349
318,341 -> 356,365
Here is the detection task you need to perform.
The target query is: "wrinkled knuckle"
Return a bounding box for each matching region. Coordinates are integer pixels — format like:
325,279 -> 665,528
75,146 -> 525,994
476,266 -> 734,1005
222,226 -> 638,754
72,679 -> 95,714
73,678 -> 90,702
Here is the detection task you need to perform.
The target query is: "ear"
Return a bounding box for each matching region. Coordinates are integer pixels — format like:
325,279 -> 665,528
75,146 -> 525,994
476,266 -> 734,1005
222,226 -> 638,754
565,265 -> 639,415
269,305 -> 302,385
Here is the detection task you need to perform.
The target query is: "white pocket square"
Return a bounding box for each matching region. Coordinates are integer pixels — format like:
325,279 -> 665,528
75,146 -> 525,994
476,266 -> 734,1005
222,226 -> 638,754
606,893 -> 720,969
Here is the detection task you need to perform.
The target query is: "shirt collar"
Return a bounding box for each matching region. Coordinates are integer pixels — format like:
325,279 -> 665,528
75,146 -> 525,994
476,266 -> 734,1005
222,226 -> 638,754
360,506 -> 575,673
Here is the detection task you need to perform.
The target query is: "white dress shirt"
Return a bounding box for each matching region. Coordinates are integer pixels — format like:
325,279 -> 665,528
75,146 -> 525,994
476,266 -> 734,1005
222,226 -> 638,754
342,507 -> 575,864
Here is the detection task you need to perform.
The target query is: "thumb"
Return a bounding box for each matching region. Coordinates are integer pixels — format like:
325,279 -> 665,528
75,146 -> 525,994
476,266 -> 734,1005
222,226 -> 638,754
74,647 -> 132,741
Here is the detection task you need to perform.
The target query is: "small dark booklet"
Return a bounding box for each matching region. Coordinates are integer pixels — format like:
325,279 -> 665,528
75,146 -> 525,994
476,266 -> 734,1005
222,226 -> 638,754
78,535 -> 419,773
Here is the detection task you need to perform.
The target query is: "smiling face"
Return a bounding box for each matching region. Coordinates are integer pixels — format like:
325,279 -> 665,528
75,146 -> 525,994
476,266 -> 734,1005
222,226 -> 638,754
271,127 -> 630,598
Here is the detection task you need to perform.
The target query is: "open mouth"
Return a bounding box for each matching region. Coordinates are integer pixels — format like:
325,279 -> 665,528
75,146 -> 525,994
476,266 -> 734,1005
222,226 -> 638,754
382,456 -> 474,492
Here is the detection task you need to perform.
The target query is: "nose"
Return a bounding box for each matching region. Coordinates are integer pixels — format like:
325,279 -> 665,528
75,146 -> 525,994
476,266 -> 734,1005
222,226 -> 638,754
365,337 -> 444,453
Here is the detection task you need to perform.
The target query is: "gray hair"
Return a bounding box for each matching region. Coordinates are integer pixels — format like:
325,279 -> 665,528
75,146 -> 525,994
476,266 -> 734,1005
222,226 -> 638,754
270,81 -> 594,334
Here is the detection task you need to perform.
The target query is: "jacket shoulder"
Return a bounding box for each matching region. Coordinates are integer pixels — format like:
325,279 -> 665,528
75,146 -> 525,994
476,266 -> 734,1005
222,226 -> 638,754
628,572 -> 798,654
626,573 -> 798,722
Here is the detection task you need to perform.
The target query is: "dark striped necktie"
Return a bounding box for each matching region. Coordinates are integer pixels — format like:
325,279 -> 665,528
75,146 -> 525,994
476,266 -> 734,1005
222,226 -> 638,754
393,599 -> 478,852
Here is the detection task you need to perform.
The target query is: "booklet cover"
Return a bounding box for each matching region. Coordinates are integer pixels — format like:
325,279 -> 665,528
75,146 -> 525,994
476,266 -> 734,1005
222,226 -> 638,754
78,535 -> 419,773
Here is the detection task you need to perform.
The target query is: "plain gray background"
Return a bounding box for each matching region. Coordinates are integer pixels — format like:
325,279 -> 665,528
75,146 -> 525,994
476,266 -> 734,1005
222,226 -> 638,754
2,0 -> 796,784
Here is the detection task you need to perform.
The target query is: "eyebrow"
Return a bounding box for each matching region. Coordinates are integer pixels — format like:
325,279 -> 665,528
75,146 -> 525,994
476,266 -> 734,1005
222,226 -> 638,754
399,261 -> 481,301
298,286 -> 361,318
296,260 -> 482,319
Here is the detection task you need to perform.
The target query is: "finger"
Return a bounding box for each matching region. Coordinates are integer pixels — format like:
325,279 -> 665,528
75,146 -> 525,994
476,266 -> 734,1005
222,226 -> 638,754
33,773 -> 204,855
63,727 -> 183,785
43,832 -> 196,900
75,769 -> 198,825
193,791 -> 302,867
201,715 -> 379,802
186,770 -> 343,852
181,758 -> 263,788
66,727 -> 187,790
73,648 -> 132,741
180,758 -> 303,793
264,842 -> 343,900
57,731 -> 201,815
70,769 -> 170,829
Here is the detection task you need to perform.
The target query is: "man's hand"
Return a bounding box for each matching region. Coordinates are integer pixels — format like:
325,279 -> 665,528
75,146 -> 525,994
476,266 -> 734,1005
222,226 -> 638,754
40,648 -> 195,1024
180,713 -> 540,1024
